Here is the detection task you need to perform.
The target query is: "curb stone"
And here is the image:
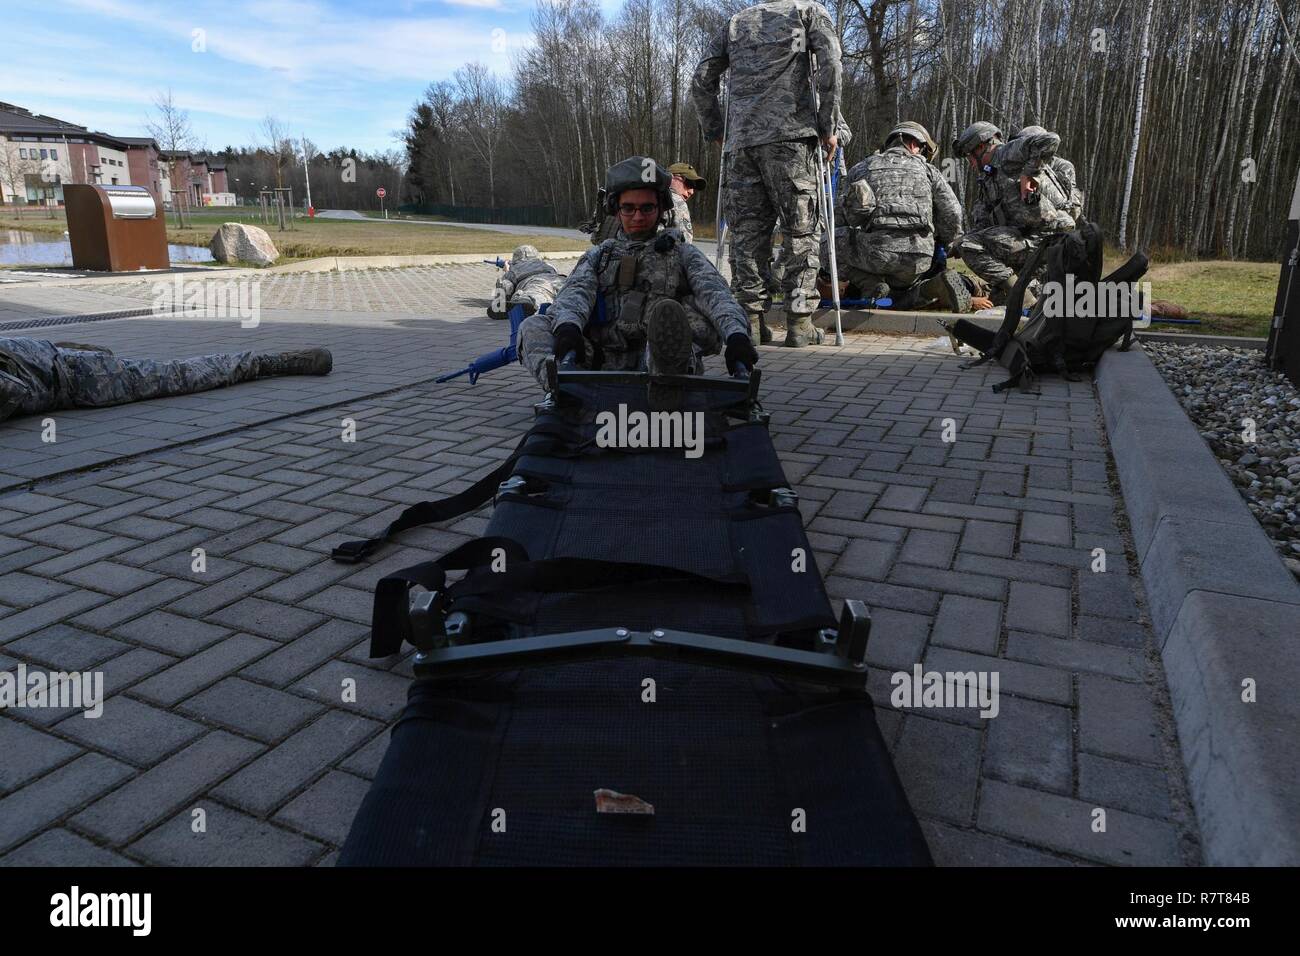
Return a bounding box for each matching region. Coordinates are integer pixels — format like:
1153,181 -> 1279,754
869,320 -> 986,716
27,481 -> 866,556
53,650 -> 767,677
1096,343 -> 1300,865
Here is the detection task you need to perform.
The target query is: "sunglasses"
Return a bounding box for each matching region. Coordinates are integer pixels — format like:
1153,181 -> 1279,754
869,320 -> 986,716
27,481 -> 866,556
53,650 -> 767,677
618,202 -> 659,216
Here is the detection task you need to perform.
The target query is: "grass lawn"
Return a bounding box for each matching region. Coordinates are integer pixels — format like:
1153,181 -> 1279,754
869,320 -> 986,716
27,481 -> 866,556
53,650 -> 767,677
947,249 -> 1280,337
0,209 -> 585,264
2,210 -> 1283,335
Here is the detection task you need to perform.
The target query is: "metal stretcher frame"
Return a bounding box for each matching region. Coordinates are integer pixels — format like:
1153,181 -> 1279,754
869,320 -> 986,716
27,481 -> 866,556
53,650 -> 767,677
402,361 -> 873,692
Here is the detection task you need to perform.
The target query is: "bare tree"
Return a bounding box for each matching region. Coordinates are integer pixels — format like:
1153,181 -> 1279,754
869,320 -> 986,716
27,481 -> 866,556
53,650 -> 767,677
145,89 -> 197,226
454,63 -> 507,209
1119,0 -> 1156,251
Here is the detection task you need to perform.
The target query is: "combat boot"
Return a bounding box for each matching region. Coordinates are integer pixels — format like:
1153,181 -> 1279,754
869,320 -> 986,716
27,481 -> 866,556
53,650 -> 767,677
995,275 -> 1037,310
748,310 -> 773,344
914,270 -> 972,313
645,299 -> 693,409
253,348 -> 333,378
782,314 -> 824,348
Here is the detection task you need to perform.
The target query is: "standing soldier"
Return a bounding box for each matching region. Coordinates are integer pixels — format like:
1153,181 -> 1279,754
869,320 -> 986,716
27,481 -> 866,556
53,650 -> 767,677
692,0 -> 843,348
665,162 -> 706,244
950,122 -> 1077,306
833,121 -> 969,311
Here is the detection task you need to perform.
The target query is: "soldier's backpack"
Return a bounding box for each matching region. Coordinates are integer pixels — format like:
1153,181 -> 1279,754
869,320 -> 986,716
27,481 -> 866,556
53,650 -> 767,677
945,221 -> 1149,392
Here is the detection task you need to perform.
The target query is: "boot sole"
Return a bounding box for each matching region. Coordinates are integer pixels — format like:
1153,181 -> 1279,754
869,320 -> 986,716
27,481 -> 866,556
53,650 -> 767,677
646,302 -> 693,410
940,271 -> 972,313
647,302 -> 694,375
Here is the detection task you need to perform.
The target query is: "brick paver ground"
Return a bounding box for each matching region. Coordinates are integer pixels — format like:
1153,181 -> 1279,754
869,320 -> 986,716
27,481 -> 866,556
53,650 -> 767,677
0,266 -> 1203,866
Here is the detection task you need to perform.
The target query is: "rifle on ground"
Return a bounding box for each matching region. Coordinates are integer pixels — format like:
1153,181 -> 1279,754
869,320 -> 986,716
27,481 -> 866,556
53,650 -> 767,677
436,303 -> 541,384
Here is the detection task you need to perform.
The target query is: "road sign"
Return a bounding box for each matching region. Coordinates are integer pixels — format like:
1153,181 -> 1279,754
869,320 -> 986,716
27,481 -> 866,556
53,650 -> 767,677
376,187 -> 387,199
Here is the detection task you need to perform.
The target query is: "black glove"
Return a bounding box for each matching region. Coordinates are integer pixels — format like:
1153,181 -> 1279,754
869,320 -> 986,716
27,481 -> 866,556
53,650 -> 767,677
553,322 -> 584,363
724,332 -> 759,376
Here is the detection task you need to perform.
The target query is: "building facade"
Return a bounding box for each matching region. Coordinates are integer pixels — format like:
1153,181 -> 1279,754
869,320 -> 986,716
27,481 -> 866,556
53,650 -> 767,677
0,101 -> 223,211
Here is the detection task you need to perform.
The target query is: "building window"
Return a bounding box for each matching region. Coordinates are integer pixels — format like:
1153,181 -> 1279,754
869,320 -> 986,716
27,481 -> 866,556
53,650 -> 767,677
111,177 -> 118,185
39,149 -> 48,159
50,149 -> 58,160
18,148 -> 26,159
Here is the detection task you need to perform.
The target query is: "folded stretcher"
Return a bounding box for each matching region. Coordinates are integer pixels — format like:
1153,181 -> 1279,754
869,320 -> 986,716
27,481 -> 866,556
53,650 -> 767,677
334,360 -> 931,866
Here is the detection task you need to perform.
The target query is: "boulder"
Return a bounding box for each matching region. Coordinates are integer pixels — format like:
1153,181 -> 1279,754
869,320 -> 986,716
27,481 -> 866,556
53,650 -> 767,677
209,223 -> 279,266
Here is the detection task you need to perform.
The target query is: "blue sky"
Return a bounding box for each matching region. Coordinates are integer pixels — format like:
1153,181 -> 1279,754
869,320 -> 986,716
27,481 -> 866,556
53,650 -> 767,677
0,0 -> 623,155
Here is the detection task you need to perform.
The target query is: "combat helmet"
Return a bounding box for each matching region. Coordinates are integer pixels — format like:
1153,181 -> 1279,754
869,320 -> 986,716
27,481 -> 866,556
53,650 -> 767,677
884,121 -> 938,161
511,244 -> 541,264
952,121 -> 1002,158
604,156 -> 674,223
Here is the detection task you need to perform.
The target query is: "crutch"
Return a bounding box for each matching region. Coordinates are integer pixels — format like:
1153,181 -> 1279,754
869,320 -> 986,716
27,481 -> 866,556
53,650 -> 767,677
713,76 -> 730,270
807,51 -> 844,346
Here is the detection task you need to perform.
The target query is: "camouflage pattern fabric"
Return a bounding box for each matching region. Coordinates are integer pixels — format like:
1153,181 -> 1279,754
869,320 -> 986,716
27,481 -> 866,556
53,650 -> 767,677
0,337 -> 260,422
837,144 -> 963,293
489,255 -> 564,319
953,126 -> 1077,294
691,0 -> 842,151
953,226 -> 1037,296
518,231 -> 748,388
728,138 -> 822,316
667,190 -> 694,244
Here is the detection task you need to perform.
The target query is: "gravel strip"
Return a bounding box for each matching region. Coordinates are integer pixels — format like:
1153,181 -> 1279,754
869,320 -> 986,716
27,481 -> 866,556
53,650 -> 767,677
1147,343 -> 1300,578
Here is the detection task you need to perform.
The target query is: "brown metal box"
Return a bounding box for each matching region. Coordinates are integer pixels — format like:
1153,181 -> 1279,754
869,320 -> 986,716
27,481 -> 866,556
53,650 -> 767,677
64,184 -> 169,271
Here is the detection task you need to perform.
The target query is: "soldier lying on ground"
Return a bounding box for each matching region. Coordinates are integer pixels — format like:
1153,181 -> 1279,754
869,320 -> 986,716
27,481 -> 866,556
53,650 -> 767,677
0,338 -> 332,423
519,156 -> 756,409
488,245 -> 564,320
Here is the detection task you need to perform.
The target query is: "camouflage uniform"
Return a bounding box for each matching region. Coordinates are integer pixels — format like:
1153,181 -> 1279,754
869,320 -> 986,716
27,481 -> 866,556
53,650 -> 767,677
488,245 -> 564,320
953,127 -> 1077,301
837,143 -> 963,298
692,0 -> 842,340
517,232 -> 748,388
1013,126 -> 1084,223
666,190 -> 694,244
0,338 -> 309,423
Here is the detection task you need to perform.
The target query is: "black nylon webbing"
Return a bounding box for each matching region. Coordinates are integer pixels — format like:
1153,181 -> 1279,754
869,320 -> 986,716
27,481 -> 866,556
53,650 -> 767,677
331,420 -> 582,563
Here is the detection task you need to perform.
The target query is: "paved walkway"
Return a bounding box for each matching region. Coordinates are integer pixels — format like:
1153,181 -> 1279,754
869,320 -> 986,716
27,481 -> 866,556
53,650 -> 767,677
0,266 -> 1201,866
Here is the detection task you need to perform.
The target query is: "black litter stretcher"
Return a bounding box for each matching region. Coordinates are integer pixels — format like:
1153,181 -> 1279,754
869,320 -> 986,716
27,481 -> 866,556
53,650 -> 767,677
333,360 -> 931,866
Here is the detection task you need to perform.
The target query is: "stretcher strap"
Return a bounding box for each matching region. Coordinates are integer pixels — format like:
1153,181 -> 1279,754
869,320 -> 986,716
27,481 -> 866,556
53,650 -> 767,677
331,421 -> 583,563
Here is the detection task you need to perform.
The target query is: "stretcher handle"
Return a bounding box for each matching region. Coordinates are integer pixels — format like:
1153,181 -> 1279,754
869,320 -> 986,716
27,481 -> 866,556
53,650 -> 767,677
560,350 -> 578,369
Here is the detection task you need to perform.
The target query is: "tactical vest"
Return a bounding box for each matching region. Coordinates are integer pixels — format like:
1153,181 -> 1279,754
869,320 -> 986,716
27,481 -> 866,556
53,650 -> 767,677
859,149 -> 935,234
591,236 -> 690,337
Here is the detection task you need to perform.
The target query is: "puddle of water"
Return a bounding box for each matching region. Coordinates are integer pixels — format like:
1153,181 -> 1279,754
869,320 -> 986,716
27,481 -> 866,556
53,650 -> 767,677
0,230 -> 213,266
